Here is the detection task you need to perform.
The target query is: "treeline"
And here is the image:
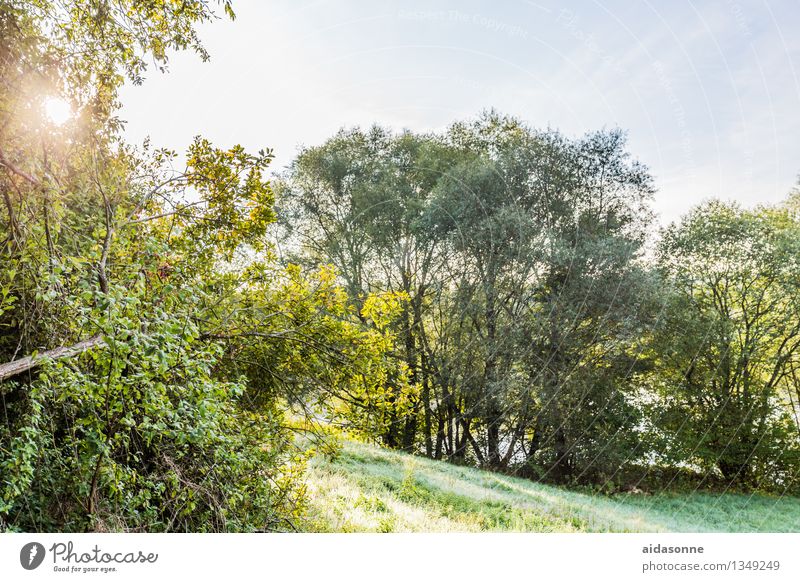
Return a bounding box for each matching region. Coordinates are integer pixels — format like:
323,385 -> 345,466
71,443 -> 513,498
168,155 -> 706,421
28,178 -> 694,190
279,119 -> 800,491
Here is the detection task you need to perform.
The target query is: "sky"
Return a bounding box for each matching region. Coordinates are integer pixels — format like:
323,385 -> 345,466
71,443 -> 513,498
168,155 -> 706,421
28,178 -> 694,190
118,0 -> 800,225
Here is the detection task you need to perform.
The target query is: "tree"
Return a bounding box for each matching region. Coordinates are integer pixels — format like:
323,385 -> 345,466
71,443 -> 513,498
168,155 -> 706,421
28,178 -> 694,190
282,112 -> 658,484
278,127 -> 446,450
519,128 -> 656,483
653,200 -> 800,488
425,114 -> 546,468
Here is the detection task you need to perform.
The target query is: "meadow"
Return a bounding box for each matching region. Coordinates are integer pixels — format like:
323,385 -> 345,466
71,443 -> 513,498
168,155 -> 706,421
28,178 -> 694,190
304,440 -> 800,533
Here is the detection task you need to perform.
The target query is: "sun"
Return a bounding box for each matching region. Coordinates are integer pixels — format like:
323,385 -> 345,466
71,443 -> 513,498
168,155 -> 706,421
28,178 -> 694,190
43,97 -> 73,125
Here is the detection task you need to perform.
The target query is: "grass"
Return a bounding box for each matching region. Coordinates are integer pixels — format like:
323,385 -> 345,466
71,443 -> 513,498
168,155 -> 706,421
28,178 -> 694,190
301,439 -> 800,532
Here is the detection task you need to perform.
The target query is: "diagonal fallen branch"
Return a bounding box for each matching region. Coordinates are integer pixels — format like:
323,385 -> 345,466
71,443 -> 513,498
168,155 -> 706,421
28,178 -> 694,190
0,335 -> 104,382
0,147 -> 41,187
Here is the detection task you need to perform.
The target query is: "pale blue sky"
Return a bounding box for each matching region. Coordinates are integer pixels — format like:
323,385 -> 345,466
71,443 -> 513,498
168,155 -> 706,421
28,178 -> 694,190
119,0 -> 800,224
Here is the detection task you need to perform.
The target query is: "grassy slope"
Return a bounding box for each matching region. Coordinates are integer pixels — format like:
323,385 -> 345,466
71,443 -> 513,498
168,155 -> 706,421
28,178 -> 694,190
302,440 -> 800,532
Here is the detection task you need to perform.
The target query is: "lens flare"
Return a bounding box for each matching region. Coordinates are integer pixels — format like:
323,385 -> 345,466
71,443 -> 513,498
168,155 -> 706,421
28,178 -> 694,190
43,97 -> 72,125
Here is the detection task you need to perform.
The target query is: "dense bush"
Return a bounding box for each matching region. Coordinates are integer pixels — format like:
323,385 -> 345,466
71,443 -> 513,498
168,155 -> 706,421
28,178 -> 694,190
0,0 -> 400,531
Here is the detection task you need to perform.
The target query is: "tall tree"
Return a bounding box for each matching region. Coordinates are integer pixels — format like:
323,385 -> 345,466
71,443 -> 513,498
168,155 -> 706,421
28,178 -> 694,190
653,200 -> 800,487
279,127 -> 448,450
283,113 -> 658,482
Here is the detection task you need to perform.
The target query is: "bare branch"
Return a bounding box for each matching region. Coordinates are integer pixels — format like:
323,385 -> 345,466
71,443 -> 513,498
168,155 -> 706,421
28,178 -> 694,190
0,335 -> 105,382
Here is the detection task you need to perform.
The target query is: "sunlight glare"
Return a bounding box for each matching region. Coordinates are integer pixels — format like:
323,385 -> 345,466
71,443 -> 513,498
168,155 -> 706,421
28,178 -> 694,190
44,97 -> 73,125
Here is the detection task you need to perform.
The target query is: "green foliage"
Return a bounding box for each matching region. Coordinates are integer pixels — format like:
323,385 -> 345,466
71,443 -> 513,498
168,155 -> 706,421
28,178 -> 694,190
183,138 -> 276,260
282,115 -> 800,495
1,0 -> 399,532
2,282 -> 303,531
651,200 -> 800,489
282,113 -> 658,482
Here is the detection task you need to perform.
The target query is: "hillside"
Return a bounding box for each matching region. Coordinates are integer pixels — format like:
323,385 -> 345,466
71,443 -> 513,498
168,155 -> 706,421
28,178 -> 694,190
303,440 -> 800,533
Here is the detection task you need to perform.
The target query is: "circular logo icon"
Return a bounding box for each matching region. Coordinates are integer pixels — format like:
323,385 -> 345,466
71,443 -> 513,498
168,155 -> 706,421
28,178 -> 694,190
20,542 -> 46,570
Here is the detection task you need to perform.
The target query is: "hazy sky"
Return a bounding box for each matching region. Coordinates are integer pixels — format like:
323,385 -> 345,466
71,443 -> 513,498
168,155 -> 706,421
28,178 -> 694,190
119,0 -> 800,225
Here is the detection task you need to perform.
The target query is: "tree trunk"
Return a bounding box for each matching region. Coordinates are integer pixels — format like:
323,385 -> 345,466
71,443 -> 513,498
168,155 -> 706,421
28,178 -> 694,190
421,353 -> 433,457
551,425 -> 572,483
435,412 -> 445,459
483,269 -> 504,468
